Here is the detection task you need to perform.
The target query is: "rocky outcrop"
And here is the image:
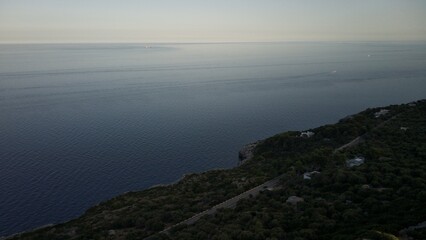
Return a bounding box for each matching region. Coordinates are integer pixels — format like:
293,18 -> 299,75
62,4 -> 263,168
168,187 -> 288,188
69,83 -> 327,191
238,141 -> 261,165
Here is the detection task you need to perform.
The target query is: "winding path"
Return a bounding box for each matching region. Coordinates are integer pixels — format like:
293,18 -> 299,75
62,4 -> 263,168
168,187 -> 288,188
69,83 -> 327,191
334,136 -> 364,153
144,175 -> 284,239
334,113 -> 399,153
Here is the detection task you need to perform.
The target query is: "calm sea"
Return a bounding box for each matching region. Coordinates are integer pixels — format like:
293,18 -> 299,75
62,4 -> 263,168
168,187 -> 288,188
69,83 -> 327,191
1,42 -> 425,236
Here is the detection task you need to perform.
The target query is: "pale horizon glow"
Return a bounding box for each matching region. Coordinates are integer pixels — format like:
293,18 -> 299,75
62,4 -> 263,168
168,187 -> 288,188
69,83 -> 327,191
1,0 -> 426,43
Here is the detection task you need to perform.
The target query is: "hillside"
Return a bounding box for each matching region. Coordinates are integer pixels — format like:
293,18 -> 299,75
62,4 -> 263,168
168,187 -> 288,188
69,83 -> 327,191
7,100 -> 426,240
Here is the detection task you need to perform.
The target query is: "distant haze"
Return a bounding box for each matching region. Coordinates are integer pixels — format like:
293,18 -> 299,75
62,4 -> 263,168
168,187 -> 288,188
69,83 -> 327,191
1,0 -> 426,43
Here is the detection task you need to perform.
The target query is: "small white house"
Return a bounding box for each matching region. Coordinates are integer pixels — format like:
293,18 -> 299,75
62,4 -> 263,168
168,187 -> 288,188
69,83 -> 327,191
303,171 -> 320,180
374,109 -> 389,118
346,156 -> 365,168
400,127 -> 409,131
286,196 -> 304,205
300,131 -> 315,138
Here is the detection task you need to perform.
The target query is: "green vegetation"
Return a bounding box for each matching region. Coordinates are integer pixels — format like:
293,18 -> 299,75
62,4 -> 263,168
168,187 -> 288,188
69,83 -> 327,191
10,100 -> 425,240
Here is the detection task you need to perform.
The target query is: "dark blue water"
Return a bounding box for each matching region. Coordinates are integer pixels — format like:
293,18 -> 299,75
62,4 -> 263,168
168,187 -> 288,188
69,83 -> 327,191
1,42 -> 425,236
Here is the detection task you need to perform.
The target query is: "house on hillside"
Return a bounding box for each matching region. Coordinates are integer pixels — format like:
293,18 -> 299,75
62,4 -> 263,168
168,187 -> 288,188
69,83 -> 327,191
374,109 -> 389,118
346,156 -> 365,168
300,131 -> 315,138
303,171 -> 320,180
286,196 -> 304,205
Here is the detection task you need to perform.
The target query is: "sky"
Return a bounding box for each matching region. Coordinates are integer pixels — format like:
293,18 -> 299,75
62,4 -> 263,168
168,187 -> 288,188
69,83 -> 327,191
1,0 -> 426,43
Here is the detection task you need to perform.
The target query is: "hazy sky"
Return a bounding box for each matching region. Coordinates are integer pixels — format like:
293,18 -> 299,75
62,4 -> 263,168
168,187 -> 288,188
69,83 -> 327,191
1,0 -> 426,43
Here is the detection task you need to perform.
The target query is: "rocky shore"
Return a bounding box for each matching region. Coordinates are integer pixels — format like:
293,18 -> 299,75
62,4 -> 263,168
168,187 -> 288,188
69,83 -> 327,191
238,141 -> 262,165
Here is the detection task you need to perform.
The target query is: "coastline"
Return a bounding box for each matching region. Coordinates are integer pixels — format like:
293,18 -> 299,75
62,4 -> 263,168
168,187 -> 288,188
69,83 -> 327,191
5,99 -> 425,239
1,143 -> 261,239
0,224 -> 54,240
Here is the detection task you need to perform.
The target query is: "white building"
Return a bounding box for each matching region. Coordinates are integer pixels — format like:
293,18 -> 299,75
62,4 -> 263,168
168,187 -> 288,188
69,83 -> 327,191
374,109 -> 389,118
303,171 -> 320,180
286,196 -> 304,205
346,156 -> 365,168
300,131 -> 315,138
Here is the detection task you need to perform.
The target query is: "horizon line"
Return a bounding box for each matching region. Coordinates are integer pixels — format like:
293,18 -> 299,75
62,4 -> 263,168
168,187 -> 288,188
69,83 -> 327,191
1,40 -> 426,45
